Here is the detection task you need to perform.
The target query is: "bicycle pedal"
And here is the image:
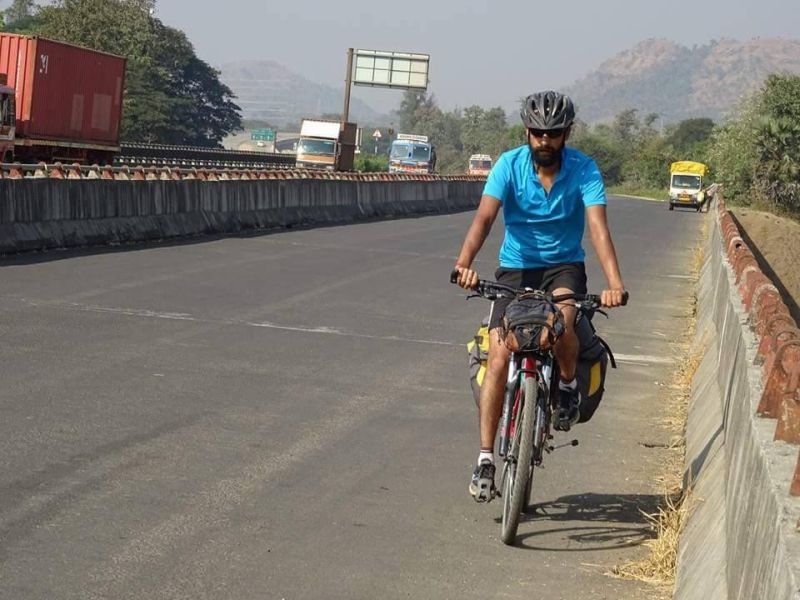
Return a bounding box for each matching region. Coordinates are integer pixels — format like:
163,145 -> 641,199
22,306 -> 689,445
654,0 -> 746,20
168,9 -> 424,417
551,439 -> 580,451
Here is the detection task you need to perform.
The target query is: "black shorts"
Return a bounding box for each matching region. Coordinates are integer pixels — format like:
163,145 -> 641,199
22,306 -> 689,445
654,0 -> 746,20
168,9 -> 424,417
488,263 -> 587,330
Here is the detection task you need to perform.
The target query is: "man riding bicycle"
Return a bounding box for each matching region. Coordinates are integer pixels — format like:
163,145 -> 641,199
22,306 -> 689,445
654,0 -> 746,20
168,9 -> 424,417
453,90 -> 627,503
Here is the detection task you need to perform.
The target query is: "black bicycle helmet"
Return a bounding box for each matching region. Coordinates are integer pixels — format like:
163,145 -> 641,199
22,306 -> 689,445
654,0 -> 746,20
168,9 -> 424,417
520,91 -> 575,130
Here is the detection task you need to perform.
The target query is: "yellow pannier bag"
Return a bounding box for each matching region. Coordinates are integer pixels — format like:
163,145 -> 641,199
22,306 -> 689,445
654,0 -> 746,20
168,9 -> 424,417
467,316 -> 490,406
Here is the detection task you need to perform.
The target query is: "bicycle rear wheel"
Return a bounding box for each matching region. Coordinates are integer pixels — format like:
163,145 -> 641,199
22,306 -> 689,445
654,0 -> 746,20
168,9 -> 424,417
500,375 -> 537,545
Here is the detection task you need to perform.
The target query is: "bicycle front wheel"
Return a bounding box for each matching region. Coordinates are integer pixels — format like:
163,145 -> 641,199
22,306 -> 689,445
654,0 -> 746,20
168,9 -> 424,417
523,398 -> 547,513
500,374 -> 537,545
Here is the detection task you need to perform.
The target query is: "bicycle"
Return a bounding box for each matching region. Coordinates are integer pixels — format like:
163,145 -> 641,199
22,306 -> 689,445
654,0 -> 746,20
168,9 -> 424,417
450,271 -> 627,544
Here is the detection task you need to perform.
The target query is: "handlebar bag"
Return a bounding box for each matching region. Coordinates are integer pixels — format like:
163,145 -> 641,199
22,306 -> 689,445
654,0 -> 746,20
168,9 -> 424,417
502,295 -> 565,353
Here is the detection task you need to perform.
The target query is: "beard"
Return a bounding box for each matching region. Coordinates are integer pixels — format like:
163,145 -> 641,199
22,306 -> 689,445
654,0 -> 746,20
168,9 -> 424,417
532,146 -> 561,168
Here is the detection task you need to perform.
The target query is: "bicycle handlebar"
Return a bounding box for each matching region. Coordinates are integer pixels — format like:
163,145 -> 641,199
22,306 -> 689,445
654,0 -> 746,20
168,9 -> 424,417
449,269 -> 629,309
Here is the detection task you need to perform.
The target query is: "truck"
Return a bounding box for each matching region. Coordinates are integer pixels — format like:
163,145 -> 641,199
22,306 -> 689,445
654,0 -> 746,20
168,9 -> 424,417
295,118 -> 356,171
468,153 -> 492,176
668,161 -> 709,212
0,34 -> 126,164
388,134 -> 436,174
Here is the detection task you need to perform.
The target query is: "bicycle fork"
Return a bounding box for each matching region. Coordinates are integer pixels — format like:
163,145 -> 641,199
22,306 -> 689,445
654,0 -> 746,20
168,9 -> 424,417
498,355 -> 540,458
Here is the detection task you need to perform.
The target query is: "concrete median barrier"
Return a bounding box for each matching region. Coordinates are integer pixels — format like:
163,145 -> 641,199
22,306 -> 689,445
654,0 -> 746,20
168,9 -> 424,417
0,177 -> 484,254
674,193 -> 800,600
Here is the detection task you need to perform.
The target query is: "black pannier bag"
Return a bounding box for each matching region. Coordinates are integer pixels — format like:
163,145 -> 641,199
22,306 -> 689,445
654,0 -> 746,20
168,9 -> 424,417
574,312 -> 617,423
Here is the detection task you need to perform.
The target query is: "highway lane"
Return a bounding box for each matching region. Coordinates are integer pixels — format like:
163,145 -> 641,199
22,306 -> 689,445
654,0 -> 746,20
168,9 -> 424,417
0,197 -> 702,599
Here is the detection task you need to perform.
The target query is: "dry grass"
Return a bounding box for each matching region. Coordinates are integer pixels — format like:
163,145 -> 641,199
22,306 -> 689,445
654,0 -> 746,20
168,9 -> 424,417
609,489 -> 697,587
609,238 -> 706,594
609,347 -> 701,591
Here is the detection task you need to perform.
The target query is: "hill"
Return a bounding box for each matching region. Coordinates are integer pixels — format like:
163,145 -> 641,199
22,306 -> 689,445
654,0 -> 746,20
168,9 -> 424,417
218,60 -> 385,127
562,38 -> 800,124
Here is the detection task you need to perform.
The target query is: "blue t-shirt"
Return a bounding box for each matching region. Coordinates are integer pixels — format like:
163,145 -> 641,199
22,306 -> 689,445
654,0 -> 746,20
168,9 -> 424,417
483,145 -> 607,269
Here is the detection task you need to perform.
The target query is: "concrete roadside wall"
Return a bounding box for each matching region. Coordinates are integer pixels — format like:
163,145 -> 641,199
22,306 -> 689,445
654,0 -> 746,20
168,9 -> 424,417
0,177 -> 484,254
674,195 -> 800,600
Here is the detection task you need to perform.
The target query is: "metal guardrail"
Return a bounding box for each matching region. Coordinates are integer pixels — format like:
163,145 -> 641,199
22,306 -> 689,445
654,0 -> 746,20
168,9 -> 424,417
0,162 -> 486,182
116,142 -> 296,169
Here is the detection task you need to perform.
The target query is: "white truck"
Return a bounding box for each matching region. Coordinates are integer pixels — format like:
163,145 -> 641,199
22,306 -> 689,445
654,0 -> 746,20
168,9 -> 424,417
468,154 -> 493,176
295,119 -> 356,171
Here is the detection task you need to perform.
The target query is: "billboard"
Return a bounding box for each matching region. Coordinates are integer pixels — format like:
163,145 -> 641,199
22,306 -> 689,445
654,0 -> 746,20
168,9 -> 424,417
353,49 -> 429,91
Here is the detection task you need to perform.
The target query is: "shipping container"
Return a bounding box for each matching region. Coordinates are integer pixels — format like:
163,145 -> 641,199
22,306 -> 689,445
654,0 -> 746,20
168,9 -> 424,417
0,34 -> 126,163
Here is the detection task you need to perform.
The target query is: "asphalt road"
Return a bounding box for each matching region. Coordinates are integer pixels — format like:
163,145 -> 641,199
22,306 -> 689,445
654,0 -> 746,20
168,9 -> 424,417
0,197 -> 702,599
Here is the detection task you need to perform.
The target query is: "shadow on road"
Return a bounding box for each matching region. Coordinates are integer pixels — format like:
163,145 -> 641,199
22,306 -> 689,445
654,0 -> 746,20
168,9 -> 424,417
0,232 -> 231,267
0,211 -> 464,267
499,492 -> 661,552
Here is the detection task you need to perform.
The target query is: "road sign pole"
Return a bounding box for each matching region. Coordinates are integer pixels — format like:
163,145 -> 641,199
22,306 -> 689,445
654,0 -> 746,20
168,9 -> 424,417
342,48 -> 354,124
371,129 -> 381,156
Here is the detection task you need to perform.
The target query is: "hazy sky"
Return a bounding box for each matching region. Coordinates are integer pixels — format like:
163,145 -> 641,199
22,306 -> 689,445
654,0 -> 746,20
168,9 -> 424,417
80,1 -> 800,115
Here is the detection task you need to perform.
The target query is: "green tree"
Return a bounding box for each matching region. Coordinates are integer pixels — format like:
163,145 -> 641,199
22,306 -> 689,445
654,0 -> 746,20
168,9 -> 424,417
1,0 -> 42,32
395,90 -> 435,133
460,105 -> 508,160
706,98 -> 760,205
570,128 -> 625,185
707,74 -> 800,214
416,107 -> 463,172
504,124 -> 526,150
665,118 -> 715,154
760,73 -> 800,120
753,74 -> 800,212
144,23 -> 241,145
611,108 -> 641,144
623,136 -> 675,188
36,0 -> 155,60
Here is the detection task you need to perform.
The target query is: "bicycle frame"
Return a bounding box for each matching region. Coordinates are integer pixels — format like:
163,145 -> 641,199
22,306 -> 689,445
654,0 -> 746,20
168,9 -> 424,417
498,352 -> 557,459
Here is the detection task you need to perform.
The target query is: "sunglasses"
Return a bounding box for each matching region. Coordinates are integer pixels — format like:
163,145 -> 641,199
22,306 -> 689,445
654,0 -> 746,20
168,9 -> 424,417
529,128 -> 566,138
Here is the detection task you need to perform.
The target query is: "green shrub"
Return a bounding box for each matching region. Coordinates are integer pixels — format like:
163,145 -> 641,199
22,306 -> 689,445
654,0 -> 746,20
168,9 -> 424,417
354,154 -> 389,172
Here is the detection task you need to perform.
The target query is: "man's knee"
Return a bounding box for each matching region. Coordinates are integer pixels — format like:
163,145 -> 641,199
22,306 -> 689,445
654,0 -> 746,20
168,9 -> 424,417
486,328 -> 510,376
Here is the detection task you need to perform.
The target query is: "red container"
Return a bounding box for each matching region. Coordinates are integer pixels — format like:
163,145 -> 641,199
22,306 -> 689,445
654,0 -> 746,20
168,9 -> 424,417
0,34 -> 126,155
